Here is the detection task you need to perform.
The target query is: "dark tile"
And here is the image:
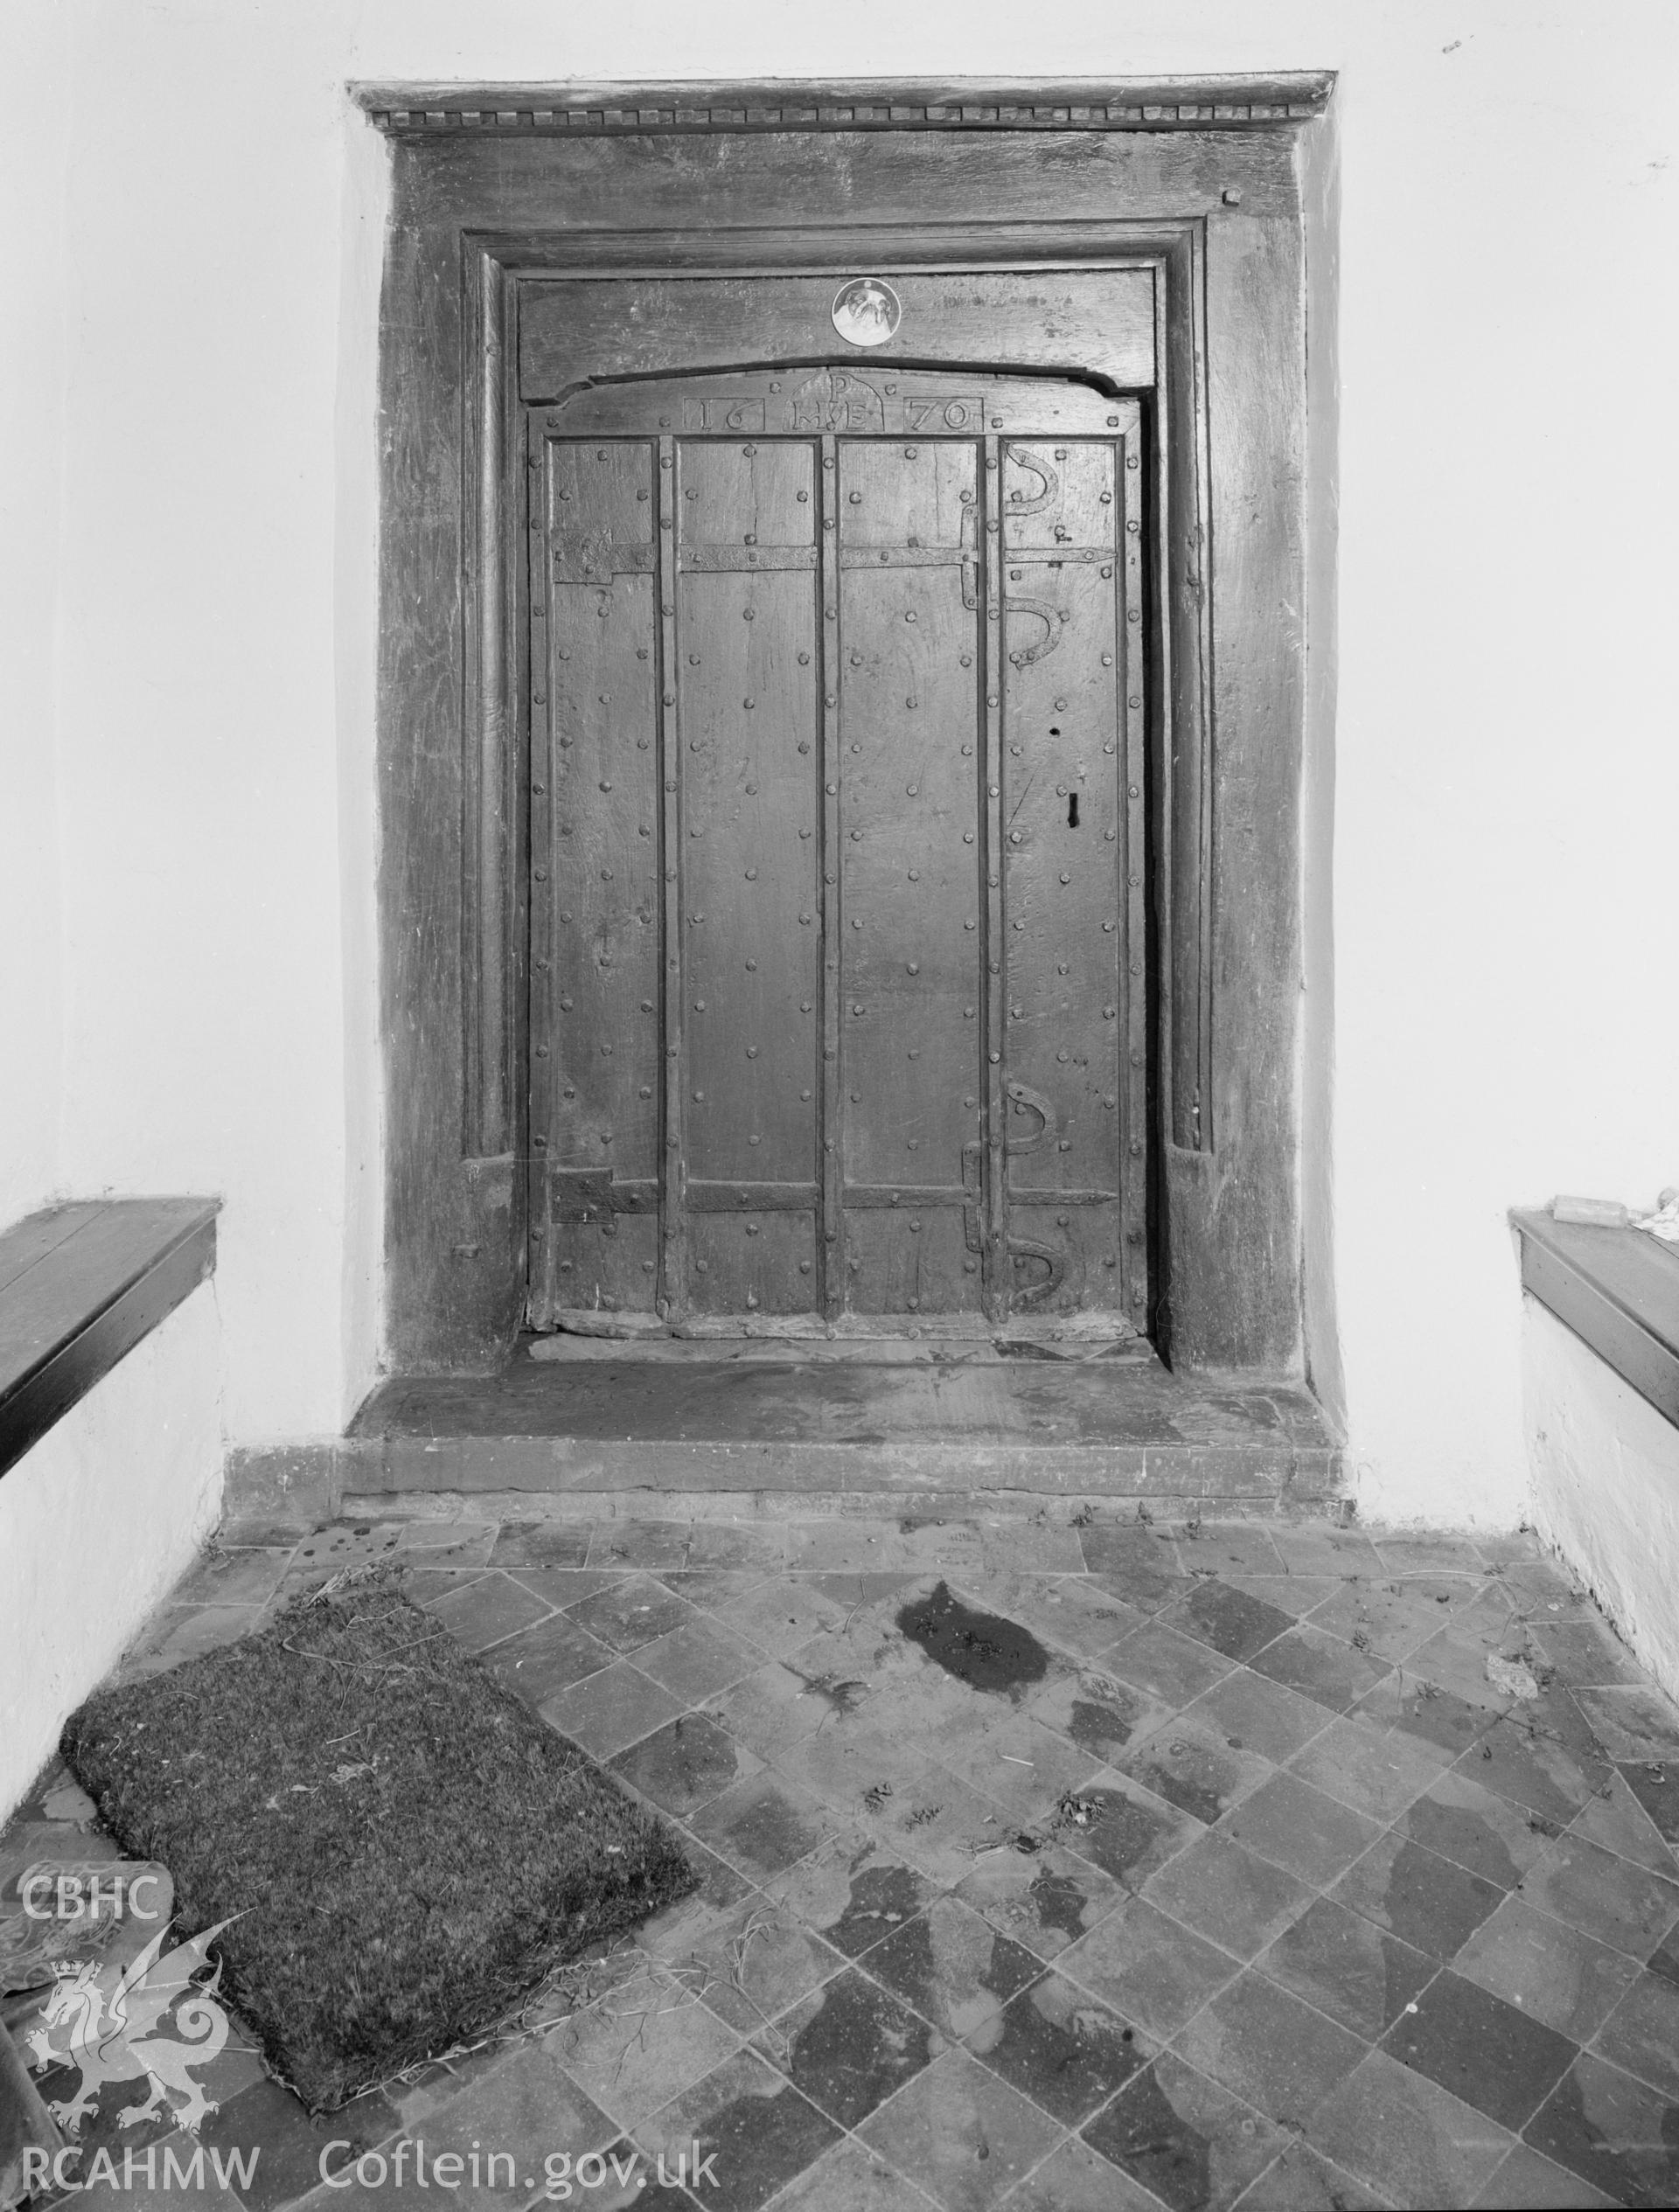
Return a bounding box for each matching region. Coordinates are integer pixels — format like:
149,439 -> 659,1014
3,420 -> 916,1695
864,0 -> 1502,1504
1520,1832 -> 1679,1959
1185,1666 -> 1332,1763
1105,1619 -> 1238,1707
1159,1580 -> 1294,1664
858,2046 -> 1063,2210
1237,2142 -> 1397,2210
1258,1895 -> 1438,2041
1524,2050 -> 1679,2208
423,1569 -> 552,1653
865,1895 -> 1041,2039
1141,1832 -> 1314,1962
1393,1768 -> 1563,1889
688,1771 -> 831,1883
481,1609 -> 613,1704
1116,1715 -> 1274,1826
1290,1713 -> 1452,1822
1330,1832 -> 1504,1962
1177,1968 -> 1366,2128
954,1840 -> 1125,1963
763,1831 -> 934,1960
1468,2142 -> 1620,2208
1081,2052 -> 1285,2212
1219,1770 -> 1383,1887
1592,1969 -> 1679,2098
611,1713 -> 762,1818
757,1965 -> 932,2127
1456,1895 -> 1641,2044
1247,1624 -> 1390,1713
570,1572 -> 698,1652
488,1520 -> 593,1569
967,1971 -> 1146,2122
1308,2049 -> 1515,2208
633,1617 -> 763,1701
1620,1757 -> 1679,1842
633,2048 -> 840,2212
1077,1524 -> 1194,1610
1059,1896 -> 1239,2040
1052,1769 -> 1202,1889
1385,1968 -> 1578,2132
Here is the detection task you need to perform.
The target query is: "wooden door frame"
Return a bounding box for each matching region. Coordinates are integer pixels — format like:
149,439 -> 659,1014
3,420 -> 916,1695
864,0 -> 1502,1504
359,77 -> 1337,1380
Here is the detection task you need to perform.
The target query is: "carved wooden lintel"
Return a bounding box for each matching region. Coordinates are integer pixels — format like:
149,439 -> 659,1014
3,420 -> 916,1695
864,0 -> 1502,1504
352,75 -> 1334,137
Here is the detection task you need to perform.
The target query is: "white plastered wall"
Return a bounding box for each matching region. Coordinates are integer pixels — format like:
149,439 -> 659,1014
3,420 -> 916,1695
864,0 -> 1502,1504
0,1285 -> 224,1819
0,1 -> 1674,1525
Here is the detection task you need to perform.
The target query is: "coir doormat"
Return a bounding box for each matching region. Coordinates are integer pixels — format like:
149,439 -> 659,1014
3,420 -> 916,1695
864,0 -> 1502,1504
60,1574 -> 695,2110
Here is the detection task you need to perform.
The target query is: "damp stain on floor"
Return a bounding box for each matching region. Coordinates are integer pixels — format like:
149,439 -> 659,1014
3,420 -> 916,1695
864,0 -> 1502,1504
894,1577 -> 1051,1693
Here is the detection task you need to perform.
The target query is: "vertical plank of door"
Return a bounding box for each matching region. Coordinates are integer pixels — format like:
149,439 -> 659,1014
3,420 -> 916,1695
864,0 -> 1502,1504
1120,425 -> 1150,1325
818,431 -> 843,1319
1000,436 -> 1125,1314
836,435 -> 985,1317
677,436 -> 820,1314
526,418 -> 558,1325
983,432 -> 1007,1321
656,433 -> 686,1318
545,438 -> 662,1312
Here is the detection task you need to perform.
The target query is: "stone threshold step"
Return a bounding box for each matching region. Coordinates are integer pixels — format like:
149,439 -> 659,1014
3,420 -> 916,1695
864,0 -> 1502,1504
226,1352 -> 1344,1522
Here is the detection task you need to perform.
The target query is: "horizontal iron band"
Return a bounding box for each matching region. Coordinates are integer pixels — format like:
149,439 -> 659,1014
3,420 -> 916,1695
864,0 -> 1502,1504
844,1184 -> 970,1208
838,546 -> 969,567
686,1179 -> 820,1212
677,546 -> 818,571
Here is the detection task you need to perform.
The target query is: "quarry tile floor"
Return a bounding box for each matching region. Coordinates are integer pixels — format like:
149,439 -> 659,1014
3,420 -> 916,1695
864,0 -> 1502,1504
10,1510 -> 1679,2210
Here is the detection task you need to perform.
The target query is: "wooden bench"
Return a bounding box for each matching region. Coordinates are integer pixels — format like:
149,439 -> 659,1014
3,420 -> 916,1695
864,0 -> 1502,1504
1512,1207 -> 1679,1428
0,1200 -> 219,1479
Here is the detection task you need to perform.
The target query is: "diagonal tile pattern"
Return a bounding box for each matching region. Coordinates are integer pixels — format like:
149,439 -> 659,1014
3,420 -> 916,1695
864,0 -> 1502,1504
8,1511 -> 1679,2209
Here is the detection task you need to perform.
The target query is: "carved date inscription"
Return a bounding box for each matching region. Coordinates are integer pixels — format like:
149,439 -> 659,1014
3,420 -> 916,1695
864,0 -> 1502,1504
682,370 -> 982,438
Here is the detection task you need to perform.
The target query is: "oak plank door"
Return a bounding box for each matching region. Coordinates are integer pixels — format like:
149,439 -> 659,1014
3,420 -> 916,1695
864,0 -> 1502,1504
528,368 -> 1146,1331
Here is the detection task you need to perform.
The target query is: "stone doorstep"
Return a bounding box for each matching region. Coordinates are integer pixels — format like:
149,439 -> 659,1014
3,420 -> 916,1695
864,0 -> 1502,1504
227,1443 -> 1344,1523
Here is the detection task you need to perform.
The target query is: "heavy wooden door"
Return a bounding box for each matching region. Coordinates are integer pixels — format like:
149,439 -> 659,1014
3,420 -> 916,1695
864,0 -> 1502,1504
527,367 -> 1147,1330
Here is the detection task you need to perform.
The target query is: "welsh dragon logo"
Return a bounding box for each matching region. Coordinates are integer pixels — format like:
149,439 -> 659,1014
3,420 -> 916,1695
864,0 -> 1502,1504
24,1918 -> 237,2136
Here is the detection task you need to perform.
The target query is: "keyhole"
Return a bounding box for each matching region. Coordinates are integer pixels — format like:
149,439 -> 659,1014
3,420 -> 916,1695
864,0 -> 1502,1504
1068,793 -> 1080,828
